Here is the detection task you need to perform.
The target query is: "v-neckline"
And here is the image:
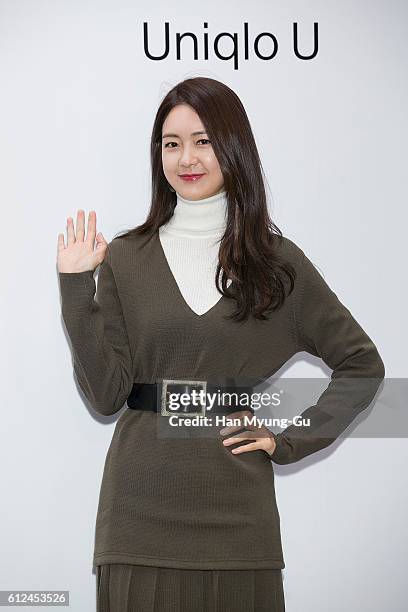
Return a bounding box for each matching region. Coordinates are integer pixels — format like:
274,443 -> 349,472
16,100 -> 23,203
155,231 -> 230,320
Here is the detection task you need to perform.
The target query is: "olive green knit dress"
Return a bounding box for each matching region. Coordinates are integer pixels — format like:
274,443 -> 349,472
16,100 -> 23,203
58,231 -> 384,612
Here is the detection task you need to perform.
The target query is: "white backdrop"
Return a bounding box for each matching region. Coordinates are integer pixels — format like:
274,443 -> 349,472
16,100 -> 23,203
1,1 -> 406,610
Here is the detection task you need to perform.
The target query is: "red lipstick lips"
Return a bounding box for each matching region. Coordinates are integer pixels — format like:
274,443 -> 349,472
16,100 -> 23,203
179,174 -> 205,182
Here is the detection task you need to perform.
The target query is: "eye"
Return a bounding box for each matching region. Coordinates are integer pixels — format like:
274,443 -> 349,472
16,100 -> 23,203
163,138 -> 211,149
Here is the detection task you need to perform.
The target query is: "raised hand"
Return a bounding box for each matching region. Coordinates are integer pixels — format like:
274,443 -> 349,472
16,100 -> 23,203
57,210 -> 108,273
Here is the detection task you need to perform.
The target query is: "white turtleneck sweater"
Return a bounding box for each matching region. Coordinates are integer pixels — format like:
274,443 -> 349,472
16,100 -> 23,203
158,189 -> 232,316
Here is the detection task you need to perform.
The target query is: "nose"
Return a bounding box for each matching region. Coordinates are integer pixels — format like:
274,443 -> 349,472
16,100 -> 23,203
178,143 -> 199,168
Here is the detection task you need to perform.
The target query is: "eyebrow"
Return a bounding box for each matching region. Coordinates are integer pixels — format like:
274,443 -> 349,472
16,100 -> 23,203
161,130 -> 207,140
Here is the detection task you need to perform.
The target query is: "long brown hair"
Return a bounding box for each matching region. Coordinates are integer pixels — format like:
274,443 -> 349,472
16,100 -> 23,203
115,76 -> 296,322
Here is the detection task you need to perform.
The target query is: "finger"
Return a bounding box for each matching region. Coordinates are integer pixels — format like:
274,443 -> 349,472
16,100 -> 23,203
66,216 -> 75,245
229,441 -> 262,455
76,209 -> 85,241
86,210 -> 97,244
219,423 -> 245,436
57,233 -> 65,251
95,231 -> 107,250
222,430 -> 256,445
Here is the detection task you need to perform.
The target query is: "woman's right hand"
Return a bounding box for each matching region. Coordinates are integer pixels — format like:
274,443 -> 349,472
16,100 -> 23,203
57,210 -> 108,273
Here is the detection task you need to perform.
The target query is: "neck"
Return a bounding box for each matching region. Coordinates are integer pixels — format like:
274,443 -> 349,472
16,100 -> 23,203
161,189 -> 228,237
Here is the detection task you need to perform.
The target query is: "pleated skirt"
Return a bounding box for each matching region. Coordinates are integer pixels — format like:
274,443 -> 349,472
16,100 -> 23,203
96,564 -> 285,612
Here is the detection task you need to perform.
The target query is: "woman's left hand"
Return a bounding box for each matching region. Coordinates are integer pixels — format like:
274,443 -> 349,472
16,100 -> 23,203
219,410 -> 277,457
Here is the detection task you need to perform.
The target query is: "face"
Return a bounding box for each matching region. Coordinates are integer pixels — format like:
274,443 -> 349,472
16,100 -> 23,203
161,104 -> 225,201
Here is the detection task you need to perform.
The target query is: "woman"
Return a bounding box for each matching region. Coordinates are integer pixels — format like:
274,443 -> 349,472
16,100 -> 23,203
57,77 -> 385,611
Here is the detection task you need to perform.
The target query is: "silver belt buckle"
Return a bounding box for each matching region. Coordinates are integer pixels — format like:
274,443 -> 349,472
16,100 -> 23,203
160,378 -> 207,417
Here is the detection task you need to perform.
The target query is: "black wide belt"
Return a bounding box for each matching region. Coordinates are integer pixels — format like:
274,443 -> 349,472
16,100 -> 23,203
126,379 -> 255,417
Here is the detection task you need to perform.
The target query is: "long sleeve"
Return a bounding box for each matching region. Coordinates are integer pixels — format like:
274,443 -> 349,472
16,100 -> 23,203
58,243 -> 134,416
271,248 -> 385,465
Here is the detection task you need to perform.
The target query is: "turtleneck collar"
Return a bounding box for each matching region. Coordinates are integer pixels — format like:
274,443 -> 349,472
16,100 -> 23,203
161,189 -> 228,237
